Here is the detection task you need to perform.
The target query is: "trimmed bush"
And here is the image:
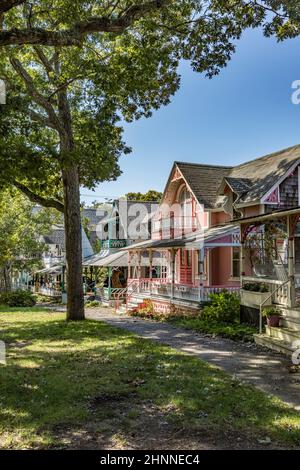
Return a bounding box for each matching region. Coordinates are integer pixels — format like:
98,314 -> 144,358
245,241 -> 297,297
0,290 -> 36,307
202,290 -> 240,323
85,300 -> 101,308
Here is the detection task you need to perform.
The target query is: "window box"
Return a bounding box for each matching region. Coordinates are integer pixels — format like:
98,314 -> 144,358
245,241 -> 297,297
240,289 -> 272,309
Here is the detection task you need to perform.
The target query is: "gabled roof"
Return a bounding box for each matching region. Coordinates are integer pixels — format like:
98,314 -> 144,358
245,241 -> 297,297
174,162 -> 232,209
42,225 -> 65,245
42,224 -> 94,258
226,144 -> 300,205
82,208 -> 106,227
224,177 -> 252,195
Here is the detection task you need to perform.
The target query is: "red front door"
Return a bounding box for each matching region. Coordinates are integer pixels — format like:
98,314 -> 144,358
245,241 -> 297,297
180,249 -> 193,285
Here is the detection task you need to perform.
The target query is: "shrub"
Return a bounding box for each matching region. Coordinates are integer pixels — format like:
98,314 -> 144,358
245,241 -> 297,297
131,299 -> 155,318
202,290 -> 240,323
0,290 -> 36,307
34,294 -> 61,304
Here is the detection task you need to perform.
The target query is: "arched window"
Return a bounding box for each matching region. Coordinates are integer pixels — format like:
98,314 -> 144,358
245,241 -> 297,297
178,187 -> 192,217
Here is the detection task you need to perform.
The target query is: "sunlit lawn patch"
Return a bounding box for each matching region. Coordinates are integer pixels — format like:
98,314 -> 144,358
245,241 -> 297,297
0,308 -> 299,449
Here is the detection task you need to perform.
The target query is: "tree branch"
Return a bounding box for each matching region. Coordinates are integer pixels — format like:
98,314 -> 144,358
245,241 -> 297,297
27,109 -> 57,129
13,181 -> 64,212
10,57 -> 65,134
0,0 -> 25,15
0,0 -> 170,46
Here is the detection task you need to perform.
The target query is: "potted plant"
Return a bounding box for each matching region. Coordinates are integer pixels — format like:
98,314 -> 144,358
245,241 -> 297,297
262,306 -> 282,327
240,282 -> 271,308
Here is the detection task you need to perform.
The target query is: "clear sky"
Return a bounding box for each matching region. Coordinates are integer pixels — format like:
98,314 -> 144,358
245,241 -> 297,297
81,27 -> 300,204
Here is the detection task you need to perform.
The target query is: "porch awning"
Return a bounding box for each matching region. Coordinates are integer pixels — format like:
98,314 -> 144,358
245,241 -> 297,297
122,224 -> 239,251
36,265 -> 62,275
83,250 -> 128,267
231,206 -> 300,225
82,249 -> 110,266
204,223 -> 240,246
83,250 -> 166,267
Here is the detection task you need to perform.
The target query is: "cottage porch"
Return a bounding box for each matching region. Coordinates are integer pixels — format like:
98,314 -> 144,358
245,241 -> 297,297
239,207 -> 300,309
237,206 -> 300,356
115,224 -> 240,312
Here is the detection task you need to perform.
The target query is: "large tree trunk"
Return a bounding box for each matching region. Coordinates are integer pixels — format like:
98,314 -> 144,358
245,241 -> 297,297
62,164 -> 85,320
57,83 -> 85,321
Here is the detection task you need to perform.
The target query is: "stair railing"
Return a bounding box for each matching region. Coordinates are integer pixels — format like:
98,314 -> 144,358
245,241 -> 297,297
259,277 -> 291,334
114,279 -> 140,312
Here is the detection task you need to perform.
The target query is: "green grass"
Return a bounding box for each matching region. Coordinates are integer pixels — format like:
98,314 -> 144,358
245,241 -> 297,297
168,317 -> 257,342
0,307 -> 299,449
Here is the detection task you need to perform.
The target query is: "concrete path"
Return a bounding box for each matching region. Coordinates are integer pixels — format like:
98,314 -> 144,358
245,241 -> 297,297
86,308 -> 300,410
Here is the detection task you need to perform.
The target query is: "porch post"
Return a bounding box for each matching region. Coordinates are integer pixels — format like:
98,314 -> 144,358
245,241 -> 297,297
90,266 -> 93,290
149,249 -> 153,295
138,250 -> 142,293
198,247 -> 205,302
62,265 -> 66,293
240,223 -> 246,287
108,266 -> 112,300
287,215 -> 296,308
171,249 -> 176,299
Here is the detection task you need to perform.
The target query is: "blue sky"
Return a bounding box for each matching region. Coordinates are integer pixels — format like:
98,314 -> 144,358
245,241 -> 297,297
81,27 -> 300,203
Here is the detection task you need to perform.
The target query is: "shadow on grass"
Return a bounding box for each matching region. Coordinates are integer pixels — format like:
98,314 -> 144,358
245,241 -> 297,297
0,308 -> 300,449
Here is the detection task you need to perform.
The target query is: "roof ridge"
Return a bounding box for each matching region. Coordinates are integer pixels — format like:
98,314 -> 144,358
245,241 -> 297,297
174,160 -> 234,170
175,161 -> 232,169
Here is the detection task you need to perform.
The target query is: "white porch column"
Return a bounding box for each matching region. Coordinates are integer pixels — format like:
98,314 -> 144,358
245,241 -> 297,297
287,215 -> 296,308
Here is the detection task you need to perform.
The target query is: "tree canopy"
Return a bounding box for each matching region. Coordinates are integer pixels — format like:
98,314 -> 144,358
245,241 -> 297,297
0,189 -> 56,291
125,190 -> 162,202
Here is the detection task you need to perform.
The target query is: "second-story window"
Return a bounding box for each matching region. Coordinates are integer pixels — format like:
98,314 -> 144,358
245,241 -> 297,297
179,188 -> 192,217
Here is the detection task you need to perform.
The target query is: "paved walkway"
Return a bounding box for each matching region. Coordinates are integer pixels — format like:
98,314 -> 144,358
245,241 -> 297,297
86,308 -> 300,410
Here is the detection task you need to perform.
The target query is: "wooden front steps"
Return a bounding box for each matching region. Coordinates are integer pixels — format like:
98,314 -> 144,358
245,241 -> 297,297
254,306 -> 300,357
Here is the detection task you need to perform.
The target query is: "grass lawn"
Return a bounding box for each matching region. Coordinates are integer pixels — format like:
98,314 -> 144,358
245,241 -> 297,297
0,307 -> 300,449
167,317 -> 257,342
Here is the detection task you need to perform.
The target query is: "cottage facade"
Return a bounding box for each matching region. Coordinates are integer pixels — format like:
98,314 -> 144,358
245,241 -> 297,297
119,145 -> 300,319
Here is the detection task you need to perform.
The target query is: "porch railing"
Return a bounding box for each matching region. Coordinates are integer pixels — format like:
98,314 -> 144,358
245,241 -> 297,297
201,285 -> 240,302
124,278 -> 240,303
30,286 -> 61,297
152,215 -> 199,239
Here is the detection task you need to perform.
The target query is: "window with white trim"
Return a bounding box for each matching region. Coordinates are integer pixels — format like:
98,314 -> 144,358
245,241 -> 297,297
232,247 -> 240,278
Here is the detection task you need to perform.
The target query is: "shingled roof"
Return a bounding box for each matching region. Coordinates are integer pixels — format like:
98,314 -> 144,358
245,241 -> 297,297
175,162 -> 232,209
174,145 -> 300,210
226,144 -> 300,205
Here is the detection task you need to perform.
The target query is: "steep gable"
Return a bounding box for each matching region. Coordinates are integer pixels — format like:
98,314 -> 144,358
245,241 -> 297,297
226,144 -> 300,206
173,162 -> 232,209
